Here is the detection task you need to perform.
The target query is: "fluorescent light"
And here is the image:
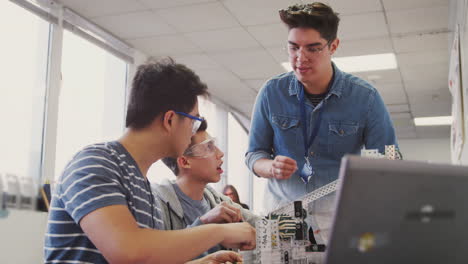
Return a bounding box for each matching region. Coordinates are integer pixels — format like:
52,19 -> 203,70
281,62 -> 292,72
414,116 -> 453,126
332,53 -> 397,73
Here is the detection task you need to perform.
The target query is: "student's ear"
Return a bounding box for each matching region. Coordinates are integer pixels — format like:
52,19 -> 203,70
329,38 -> 340,55
177,156 -> 191,169
162,110 -> 176,132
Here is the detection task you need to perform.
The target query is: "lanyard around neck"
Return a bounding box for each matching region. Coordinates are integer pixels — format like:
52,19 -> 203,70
299,84 -> 324,158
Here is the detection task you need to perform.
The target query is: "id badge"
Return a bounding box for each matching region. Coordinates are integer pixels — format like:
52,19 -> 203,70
300,156 -> 314,184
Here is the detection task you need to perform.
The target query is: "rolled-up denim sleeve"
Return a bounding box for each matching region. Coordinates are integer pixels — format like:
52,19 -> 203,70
245,83 -> 274,176
364,89 -> 398,153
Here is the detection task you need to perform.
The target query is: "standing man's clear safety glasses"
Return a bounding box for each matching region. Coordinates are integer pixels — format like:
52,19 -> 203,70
285,40 -> 332,59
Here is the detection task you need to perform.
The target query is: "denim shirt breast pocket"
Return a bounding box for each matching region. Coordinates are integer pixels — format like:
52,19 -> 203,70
271,114 -> 300,157
328,121 -> 361,157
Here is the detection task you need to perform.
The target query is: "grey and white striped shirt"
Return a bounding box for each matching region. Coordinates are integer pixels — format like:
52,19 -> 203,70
44,141 -> 163,263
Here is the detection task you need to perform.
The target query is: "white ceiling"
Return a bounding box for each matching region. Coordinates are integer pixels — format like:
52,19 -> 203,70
59,0 -> 452,139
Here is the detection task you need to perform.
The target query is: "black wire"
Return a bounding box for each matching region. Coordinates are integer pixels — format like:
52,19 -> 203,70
167,201 -> 174,230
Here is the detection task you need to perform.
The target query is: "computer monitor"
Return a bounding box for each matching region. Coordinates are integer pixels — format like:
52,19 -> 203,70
325,155 -> 468,264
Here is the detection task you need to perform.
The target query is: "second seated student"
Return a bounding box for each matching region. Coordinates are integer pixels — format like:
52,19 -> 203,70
245,2 -> 398,217
157,119 -> 261,259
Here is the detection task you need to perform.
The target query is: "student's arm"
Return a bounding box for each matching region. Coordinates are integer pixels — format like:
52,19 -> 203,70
363,89 -> 398,153
253,156 -> 297,180
245,85 -> 297,179
240,207 -> 263,228
187,202 -> 242,227
80,204 -> 255,264
197,202 -> 242,224
217,192 -> 262,228
185,250 -> 243,264
245,84 -> 274,177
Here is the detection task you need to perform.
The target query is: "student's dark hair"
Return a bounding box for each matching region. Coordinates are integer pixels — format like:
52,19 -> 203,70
125,57 -> 209,129
162,119 -> 208,176
279,2 -> 340,42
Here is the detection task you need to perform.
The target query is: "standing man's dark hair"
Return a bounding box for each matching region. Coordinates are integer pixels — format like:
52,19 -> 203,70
126,57 -> 208,129
279,2 -> 340,42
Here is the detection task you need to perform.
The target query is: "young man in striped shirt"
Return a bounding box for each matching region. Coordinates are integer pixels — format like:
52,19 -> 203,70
44,58 -> 255,264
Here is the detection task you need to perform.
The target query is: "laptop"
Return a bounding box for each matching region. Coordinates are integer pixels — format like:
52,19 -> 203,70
325,155 -> 468,264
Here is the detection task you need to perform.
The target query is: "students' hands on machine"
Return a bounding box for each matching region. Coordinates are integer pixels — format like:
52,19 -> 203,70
200,201 -> 243,224
185,250 -> 243,264
270,155 -> 298,180
219,222 -> 256,250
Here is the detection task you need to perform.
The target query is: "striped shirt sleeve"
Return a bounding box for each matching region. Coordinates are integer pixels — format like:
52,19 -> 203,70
56,148 -> 128,224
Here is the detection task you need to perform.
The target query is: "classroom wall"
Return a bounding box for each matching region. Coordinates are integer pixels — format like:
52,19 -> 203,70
0,210 -> 48,263
398,138 -> 451,164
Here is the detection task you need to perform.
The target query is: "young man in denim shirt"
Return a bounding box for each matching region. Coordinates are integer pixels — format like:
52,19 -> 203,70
245,2 -> 398,219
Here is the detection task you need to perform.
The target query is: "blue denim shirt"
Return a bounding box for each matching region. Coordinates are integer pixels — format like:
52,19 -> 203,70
246,63 -> 398,210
